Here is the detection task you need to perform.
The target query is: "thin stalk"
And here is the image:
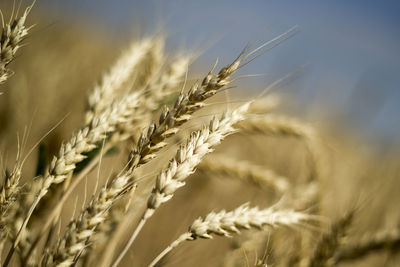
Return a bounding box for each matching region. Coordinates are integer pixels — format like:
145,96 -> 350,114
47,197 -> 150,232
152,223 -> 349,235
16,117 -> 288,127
148,233 -> 192,267
111,213 -> 149,267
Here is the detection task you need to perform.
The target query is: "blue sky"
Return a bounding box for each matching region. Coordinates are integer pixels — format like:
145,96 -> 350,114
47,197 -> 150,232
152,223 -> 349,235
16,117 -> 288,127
39,0 -> 400,147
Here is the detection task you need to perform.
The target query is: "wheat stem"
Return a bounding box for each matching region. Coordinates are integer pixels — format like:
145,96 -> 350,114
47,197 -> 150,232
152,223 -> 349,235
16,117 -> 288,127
148,233 -> 192,267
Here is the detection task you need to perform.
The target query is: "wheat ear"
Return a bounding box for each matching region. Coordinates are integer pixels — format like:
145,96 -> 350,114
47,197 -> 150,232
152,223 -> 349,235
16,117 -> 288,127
118,55 -> 191,140
0,4 -> 33,84
0,161 -> 22,232
74,55 -> 190,261
41,172 -> 137,267
97,51 -> 243,264
127,51 -> 246,172
29,53 -> 190,246
200,155 -> 290,194
101,34 -> 297,267
238,115 -> 322,181
248,95 -> 281,114
15,36 -> 158,251
139,55 -> 191,117
3,91 -> 143,266
125,33 -> 295,172
133,36 -> 165,89
85,38 -> 156,123
149,202 -> 313,267
24,53 -> 190,261
45,37 -> 166,246
111,103 -> 250,267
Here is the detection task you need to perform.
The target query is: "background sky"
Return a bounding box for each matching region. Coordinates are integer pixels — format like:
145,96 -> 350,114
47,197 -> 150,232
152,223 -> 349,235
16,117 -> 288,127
37,0 -> 400,148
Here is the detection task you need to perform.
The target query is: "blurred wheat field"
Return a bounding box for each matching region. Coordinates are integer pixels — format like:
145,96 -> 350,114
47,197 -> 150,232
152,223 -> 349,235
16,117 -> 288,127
0,2 -> 399,267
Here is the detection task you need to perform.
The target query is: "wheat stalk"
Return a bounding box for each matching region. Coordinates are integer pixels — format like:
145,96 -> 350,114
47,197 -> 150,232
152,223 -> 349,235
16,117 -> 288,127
239,114 -> 315,139
117,55 -> 191,140
39,40 -> 165,252
42,172 -> 137,267
72,54 -> 190,261
333,226 -> 400,264
199,155 -> 291,194
85,38 -> 157,123
1,176 -> 40,264
133,36 -> 165,89
126,51 -> 246,172
125,30 -> 299,170
41,101 -> 247,266
98,35 -> 297,266
149,202 -> 314,267
238,115 -> 323,181
42,102 -> 249,267
307,211 -> 354,267
139,55 -> 191,117
21,53 -> 192,265
4,91 -> 144,265
40,92 -> 141,196
111,103 -> 250,267
248,95 -> 281,114
85,34 -> 297,228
